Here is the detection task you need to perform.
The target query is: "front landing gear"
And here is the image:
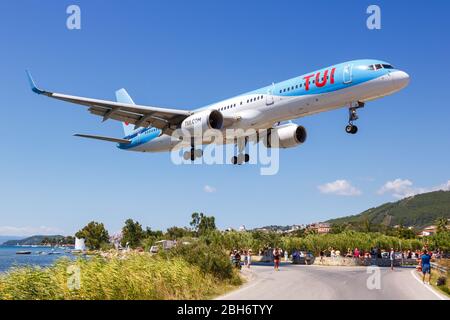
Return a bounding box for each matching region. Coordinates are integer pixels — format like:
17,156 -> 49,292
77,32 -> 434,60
345,102 -> 364,135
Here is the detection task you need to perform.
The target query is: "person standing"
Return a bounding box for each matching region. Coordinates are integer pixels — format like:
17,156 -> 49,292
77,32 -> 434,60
421,250 -> 432,284
247,249 -> 252,268
273,248 -> 281,271
243,250 -> 248,267
389,248 -> 395,270
354,247 -> 360,259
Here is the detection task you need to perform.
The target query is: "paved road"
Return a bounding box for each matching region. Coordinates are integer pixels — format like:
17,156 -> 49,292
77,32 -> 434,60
218,263 -> 448,300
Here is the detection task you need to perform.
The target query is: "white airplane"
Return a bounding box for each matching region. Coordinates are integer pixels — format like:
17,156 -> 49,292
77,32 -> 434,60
27,59 -> 409,164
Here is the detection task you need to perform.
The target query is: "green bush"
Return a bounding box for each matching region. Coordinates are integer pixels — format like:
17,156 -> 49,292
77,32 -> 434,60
168,240 -> 241,285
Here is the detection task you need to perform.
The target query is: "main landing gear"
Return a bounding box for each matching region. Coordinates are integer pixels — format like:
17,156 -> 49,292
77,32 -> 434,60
231,137 -> 250,165
183,138 -> 203,161
345,102 -> 365,135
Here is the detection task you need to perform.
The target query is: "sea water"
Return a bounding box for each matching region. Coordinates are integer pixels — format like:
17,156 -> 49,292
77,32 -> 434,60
0,245 -> 74,272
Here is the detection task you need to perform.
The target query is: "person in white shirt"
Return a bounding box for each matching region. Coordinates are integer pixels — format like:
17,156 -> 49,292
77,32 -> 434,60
390,248 -> 395,270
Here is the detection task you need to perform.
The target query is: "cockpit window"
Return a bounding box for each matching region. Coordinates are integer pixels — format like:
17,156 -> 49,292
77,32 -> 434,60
358,65 -> 375,70
382,64 -> 394,69
375,64 -> 383,70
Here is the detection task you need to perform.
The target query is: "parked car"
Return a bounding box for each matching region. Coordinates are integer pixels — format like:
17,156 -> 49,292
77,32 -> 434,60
292,251 -> 315,265
149,245 -> 159,253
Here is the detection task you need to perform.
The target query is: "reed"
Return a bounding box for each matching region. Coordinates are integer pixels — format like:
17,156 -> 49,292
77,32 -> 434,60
0,253 -> 237,300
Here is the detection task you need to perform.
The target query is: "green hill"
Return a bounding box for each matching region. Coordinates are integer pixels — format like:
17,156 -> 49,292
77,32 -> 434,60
327,190 -> 450,229
1,235 -> 65,246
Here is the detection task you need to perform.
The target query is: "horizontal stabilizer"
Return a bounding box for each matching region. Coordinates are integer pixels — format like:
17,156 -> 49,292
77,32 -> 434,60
74,134 -> 131,144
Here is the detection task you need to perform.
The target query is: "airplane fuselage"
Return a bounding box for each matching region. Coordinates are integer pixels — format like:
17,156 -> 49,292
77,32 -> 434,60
118,59 -> 409,152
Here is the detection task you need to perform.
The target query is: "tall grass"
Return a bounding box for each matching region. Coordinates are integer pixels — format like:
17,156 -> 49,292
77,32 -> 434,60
0,254 -> 236,300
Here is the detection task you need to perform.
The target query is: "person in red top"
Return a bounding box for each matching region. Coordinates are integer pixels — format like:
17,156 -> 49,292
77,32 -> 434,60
273,248 -> 281,271
354,248 -> 360,258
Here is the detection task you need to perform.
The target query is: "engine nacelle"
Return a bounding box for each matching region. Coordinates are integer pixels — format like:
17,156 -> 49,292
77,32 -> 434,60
180,110 -> 223,135
263,124 -> 307,148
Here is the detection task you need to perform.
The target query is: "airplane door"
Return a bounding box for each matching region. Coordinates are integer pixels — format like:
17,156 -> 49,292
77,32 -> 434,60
343,64 -> 353,84
266,83 -> 274,105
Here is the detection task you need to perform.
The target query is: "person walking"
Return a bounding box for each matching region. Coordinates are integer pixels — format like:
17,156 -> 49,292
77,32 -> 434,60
420,249 -> 432,284
273,248 -> 281,271
389,248 -> 395,270
247,249 -> 252,268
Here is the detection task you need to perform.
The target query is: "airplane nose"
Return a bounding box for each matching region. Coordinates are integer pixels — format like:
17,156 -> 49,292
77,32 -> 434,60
390,70 -> 410,89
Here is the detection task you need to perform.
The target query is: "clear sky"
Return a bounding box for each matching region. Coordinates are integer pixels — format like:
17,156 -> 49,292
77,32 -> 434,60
0,1 -> 449,236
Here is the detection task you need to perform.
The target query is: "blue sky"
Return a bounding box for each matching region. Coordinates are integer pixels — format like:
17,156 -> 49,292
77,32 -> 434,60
0,1 -> 449,236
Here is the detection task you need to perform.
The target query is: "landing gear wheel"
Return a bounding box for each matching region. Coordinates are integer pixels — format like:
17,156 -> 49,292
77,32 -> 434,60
194,149 -> 203,158
244,154 -> 250,163
237,153 -> 245,164
183,151 -> 191,160
231,156 -> 238,165
345,125 -> 358,134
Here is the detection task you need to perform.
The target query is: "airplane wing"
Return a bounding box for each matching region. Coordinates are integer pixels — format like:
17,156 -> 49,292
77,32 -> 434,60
26,71 -> 193,134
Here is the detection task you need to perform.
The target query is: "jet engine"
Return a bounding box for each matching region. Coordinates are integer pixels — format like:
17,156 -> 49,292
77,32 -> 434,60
263,124 -> 307,148
180,110 -> 223,135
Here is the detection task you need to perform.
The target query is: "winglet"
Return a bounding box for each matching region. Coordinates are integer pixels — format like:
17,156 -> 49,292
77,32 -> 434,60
26,70 -> 46,95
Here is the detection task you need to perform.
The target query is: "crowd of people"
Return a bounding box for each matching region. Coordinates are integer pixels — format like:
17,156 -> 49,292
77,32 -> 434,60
229,249 -> 252,269
230,246 -> 443,283
319,246 -> 444,261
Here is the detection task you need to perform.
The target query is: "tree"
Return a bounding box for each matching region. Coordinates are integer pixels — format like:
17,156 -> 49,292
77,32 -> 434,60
75,221 -> 109,250
121,219 -> 145,248
145,227 -> 164,239
330,224 -> 347,234
190,212 -> 216,236
436,217 -> 449,234
166,226 -> 192,239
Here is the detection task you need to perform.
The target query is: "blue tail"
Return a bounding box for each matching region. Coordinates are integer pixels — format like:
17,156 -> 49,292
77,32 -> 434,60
115,88 -> 135,136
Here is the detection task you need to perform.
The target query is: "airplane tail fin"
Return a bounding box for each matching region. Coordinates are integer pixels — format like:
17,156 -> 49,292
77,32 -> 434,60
115,88 -> 136,136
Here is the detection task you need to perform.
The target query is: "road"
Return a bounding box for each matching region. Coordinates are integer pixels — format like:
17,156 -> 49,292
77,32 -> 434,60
218,263 -> 448,300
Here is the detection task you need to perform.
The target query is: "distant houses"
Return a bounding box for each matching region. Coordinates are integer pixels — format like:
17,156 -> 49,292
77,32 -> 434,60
419,225 -> 437,237
250,222 -> 331,235
308,222 -> 331,234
